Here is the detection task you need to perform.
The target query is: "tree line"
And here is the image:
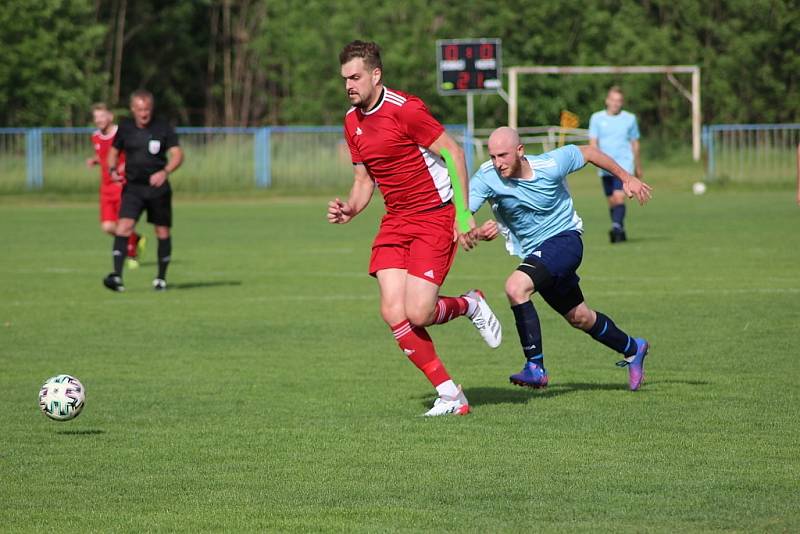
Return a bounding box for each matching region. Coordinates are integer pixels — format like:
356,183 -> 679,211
0,0 -> 797,147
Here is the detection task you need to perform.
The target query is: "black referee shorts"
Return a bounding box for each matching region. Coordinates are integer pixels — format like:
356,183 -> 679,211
119,182 -> 173,227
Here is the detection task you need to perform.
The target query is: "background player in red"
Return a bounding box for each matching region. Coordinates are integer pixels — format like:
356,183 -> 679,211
327,41 -> 502,417
86,103 -> 144,268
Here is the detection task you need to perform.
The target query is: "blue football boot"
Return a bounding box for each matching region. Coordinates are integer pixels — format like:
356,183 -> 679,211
509,361 -> 549,389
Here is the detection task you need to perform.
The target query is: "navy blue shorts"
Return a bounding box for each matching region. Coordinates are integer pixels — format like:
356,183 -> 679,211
601,173 -> 624,196
519,230 -> 584,315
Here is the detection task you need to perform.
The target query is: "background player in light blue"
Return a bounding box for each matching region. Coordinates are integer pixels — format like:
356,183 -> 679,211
469,127 -> 652,391
589,86 -> 642,243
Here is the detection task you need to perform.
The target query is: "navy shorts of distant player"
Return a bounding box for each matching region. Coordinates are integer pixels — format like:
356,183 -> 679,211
113,117 -> 179,227
470,138 -> 651,391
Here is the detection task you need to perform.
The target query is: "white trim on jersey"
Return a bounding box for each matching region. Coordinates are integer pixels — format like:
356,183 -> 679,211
363,88 -> 387,116
93,125 -> 118,140
418,146 -> 454,204
531,158 -> 557,170
345,106 -> 357,116
384,89 -> 407,107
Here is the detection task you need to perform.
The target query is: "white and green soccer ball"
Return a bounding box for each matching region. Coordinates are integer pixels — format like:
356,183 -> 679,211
39,374 -> 85,421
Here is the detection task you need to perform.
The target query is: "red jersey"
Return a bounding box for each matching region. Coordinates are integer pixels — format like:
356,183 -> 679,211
91,126 -> 125,187
343,88 -> 452,215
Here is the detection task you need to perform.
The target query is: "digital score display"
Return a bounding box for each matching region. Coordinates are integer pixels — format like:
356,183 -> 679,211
436,39 -> 502,94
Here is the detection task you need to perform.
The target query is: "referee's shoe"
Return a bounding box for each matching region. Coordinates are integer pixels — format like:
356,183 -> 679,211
103,273 -> 125,292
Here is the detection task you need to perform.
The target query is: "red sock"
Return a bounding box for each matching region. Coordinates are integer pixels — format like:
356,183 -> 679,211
127,233 -> 139,258
391,320 -> 451,387
431,296 -> 469,325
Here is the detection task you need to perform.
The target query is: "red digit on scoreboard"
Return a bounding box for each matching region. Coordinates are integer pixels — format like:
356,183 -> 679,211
476,72 -> 484,88
444,45 -> 459,61
465,46 -> 473,59
457,72 -> 470,90
479,43 -> 494,59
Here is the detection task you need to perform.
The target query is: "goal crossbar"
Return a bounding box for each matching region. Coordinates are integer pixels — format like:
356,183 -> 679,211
508,65 -> 701,161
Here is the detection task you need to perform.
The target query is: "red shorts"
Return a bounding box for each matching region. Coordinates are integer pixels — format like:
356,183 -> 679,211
99,183 -> 124,222
369,202 -> 457,287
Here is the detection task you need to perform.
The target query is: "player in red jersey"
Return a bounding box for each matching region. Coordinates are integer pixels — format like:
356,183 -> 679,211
86,103 -> 144,268
327,41 -> 502,416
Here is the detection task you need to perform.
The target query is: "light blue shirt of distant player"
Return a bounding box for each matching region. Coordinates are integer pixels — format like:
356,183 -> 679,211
588,110 -> 639,175
469,145 -> 586,259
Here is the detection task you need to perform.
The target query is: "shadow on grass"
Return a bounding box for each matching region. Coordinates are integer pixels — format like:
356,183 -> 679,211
416,379 -> 709,408
461,383 -> 628,406
56,429 -> 105,435
135,260 -> 182,267
170,280 -> 242,290
647,379 -> 710,386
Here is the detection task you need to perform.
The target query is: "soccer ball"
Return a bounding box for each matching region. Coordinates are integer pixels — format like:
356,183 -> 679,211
692,181 -> 707,195
39,374 -> 85,421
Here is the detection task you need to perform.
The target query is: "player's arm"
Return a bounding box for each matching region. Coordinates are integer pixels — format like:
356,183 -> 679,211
165,146 -> 183,174
473,219 -> 499,241
327,164 -> 375,224
632,139 -> 642,179
429,132 -> 468,210
428,131 -> 478,249
578,145 -> 652,205
107,146 -> 123,182
150,146 -> 183,187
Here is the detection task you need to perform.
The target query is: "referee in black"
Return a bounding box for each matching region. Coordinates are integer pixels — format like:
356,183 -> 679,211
104,89 -> 183,292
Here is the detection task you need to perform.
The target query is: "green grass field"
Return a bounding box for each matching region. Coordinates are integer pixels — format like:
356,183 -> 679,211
1,178 -> 799,532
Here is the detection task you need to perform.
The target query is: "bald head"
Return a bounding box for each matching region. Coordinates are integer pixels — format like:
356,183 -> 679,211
488,126 -> 521,152
488,127 -> 529,179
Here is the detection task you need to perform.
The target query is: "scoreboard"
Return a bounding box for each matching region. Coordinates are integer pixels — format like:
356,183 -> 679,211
436,38 -> 502,95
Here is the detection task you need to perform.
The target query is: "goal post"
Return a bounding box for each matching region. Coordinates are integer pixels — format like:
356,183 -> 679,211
507,65 -> 702,161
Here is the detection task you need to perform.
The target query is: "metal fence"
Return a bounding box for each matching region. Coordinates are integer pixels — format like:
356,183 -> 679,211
0,125 -> 470,193
703,123 -> 800,183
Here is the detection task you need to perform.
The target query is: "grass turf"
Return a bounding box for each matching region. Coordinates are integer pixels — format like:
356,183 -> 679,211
1,177 -> 798,532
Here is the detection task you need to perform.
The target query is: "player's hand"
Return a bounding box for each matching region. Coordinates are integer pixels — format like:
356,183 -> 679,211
327,198 -> 354,224
623,176 -> 653,206
110,169 -> 123,182
86,157 -> 98,168
150,170 -> 168,187
474,219 -> 499,241
456,215 -> 478,251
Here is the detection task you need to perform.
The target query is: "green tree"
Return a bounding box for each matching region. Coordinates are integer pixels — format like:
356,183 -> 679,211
0,0 -> 106,126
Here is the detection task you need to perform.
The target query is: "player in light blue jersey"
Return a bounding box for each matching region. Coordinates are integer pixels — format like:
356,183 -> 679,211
589,86 -> 642,243
469,127 -> 652,391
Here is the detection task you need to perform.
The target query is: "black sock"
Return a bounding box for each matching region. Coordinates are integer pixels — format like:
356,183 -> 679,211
610,204 -> 626,229
587,312 -> 637,356
511,301 -> 544,368
112,235 -> 128,275
157,237 -> 171,280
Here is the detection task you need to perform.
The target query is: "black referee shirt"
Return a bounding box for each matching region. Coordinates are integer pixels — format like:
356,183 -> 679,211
113,118 -> 179,185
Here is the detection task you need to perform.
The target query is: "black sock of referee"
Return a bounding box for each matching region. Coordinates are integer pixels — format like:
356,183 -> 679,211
157,237 -> 171,280
112,235 -> 128,276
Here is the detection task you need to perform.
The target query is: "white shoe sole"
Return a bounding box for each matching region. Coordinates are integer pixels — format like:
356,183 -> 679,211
467,290 -> 502,348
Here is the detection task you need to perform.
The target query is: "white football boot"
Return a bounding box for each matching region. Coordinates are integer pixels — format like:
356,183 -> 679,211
464,289 -> 502,348
423,386 -> 470,417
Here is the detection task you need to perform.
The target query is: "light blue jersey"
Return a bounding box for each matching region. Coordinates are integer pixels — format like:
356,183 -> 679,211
588,110 -> 639,175
469,145 -> 586,258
